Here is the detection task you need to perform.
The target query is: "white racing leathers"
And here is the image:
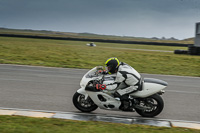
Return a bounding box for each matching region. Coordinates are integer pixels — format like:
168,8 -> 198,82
106,62 -> 141,96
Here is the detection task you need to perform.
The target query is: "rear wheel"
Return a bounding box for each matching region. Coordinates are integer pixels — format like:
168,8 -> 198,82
73,92 -> 98,112
135,94 -> 164,117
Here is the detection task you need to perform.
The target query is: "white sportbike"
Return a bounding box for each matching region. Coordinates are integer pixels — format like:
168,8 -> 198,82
73,66 -> 168,117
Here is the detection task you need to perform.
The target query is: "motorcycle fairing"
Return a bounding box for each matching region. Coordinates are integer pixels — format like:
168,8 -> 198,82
130,78 -> 167,98
86,91 -> 121,110
144,78 -> 168,86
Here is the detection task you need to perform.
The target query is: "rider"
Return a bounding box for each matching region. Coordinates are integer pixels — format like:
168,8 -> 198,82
97,57 -> 141,111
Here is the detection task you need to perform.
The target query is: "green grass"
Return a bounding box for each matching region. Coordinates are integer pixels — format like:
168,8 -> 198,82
0,36 -> 199,77
0,115 -> 199,133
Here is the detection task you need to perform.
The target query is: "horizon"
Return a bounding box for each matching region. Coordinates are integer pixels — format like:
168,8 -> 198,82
0,27 -> 194,40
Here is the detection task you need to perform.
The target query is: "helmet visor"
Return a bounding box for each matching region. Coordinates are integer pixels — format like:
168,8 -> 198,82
105,66 -> 111,72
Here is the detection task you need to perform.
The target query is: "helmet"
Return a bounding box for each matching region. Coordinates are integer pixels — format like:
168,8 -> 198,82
105,57 -> 120,74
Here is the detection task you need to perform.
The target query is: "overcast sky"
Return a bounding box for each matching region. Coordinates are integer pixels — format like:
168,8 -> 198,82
0,0 -> 199,39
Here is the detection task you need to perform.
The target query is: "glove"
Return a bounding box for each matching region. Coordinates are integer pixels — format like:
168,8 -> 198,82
98,70 -> 108,74
96,84 -> 106,90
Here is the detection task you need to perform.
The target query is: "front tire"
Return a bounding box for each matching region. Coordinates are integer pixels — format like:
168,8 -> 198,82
135,94 -> 164,117
73,92 -> 98,112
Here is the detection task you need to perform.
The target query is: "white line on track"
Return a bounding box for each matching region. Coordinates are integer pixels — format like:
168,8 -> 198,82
1,64 -> 199,79
166,90 -> 200,94
102,46 -> 173,52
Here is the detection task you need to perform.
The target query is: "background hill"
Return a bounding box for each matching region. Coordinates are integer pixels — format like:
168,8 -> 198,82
0,27 -> 194,45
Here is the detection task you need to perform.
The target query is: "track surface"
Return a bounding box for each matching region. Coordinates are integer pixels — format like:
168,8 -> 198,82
0,64 -> 199,121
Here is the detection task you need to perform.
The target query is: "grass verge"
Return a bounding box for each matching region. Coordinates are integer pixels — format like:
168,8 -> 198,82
0,115 -> 199,133
0,36 -> 199,77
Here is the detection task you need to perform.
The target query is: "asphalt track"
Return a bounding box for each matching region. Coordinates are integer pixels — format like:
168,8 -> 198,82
0,64 -> 200,122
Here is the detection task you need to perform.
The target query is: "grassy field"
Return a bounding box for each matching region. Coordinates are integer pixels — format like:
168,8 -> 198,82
0,36 -> 199,77
0,115 -> 199,133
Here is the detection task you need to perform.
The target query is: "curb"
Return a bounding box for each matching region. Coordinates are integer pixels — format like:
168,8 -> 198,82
0,107 -> 200,130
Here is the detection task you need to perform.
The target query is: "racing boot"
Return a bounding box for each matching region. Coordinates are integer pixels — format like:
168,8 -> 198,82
114,92 -> 134,111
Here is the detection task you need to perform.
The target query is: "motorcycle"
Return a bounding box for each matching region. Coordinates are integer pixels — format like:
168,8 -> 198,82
73,66 -> 168,117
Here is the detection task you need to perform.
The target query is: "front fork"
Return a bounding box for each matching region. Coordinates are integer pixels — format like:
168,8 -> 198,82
77,87 -> 89,100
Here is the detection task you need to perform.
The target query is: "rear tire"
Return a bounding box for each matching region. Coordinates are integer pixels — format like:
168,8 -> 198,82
73,92 -> 98,112
135,94 -> 164,117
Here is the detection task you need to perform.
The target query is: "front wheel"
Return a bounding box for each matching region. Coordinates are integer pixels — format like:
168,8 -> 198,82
73,92 -> 98,112
135,94 -> 164,117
